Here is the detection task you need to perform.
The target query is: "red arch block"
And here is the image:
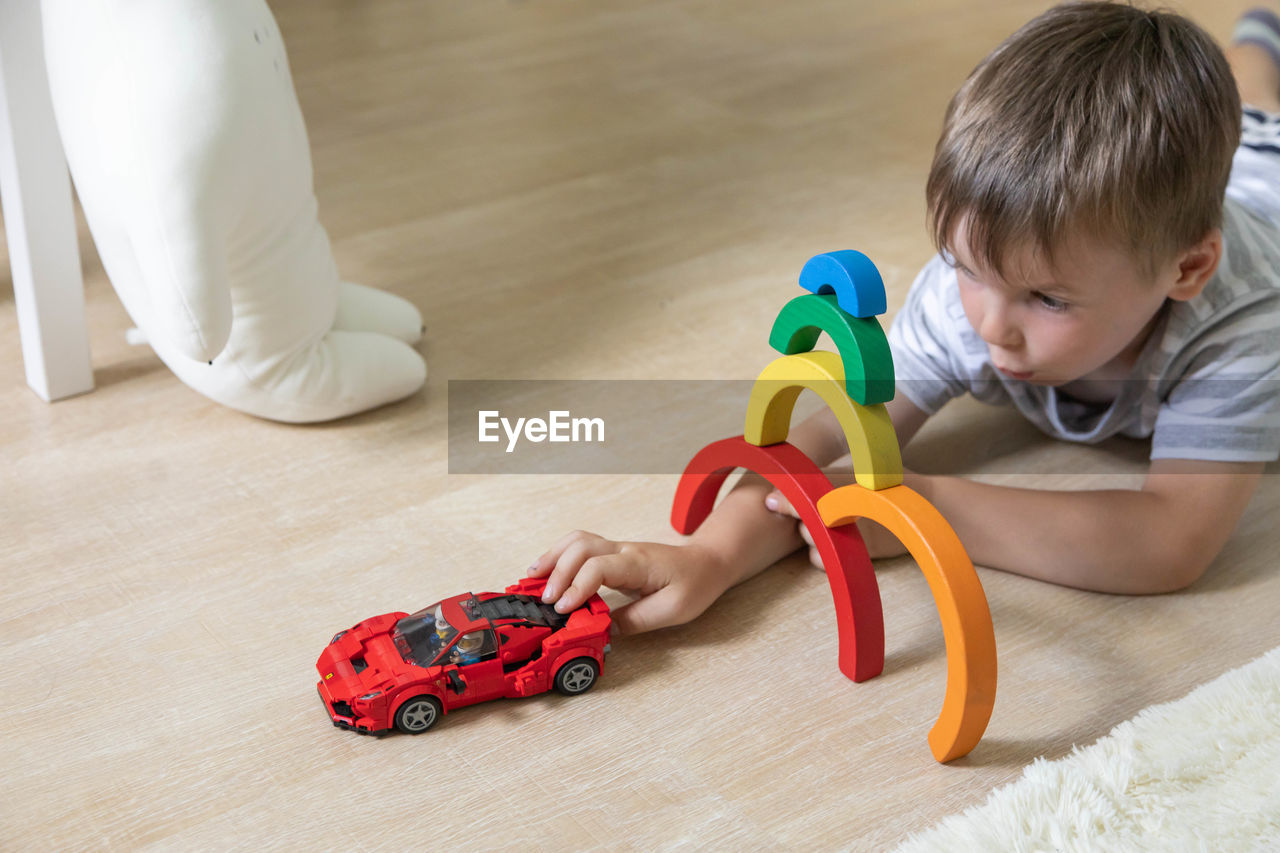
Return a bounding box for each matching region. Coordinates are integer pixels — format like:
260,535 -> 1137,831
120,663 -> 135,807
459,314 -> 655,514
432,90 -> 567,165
670,436 -> 884,682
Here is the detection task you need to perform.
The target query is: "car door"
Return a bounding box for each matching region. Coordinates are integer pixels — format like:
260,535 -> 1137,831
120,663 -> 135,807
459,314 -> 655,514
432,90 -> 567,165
441,629 -> 504,708
498,624 -> 547,666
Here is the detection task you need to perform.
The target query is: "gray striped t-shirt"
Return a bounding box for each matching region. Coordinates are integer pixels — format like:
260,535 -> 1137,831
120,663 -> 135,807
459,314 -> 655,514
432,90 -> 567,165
888,138 -> 1280,463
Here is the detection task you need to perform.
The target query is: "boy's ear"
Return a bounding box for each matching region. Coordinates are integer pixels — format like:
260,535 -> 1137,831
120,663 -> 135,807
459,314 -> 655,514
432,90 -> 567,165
1166,229 -> 1222,302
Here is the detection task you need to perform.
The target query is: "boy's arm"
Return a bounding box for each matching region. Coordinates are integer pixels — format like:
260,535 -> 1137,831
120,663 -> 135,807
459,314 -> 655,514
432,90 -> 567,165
908,458 -> 1265,593
534,398 -> 931,631
693,395 -> 929,577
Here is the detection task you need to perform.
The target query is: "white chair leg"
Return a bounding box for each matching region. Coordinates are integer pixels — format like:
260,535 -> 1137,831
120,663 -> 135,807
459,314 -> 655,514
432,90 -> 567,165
0,0 -> 92,402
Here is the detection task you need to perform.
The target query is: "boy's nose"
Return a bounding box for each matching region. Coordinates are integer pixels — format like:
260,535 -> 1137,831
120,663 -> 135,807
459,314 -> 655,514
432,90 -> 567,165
978,300 -> 1022,349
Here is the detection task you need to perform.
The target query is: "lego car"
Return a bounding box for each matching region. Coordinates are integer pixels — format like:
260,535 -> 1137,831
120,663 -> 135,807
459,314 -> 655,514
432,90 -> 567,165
316,576 -> 611,735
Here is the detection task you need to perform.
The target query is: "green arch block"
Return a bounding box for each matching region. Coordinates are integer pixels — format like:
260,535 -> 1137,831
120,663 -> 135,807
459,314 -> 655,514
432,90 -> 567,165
768,293 -> 895,405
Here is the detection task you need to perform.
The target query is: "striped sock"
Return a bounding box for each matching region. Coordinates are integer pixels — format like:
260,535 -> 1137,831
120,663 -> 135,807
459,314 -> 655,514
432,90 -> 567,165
1234,8 -> 1280,69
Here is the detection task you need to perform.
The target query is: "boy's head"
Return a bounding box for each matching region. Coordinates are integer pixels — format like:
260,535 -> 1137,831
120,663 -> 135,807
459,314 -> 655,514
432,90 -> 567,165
926,2 -> 1241,386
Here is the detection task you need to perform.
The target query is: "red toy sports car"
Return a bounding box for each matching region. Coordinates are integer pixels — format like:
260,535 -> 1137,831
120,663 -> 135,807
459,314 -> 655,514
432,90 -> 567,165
316,576 -> 611,735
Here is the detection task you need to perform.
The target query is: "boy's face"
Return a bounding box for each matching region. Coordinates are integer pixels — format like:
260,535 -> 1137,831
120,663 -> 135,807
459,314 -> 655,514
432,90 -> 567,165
948,227 -> 1176,386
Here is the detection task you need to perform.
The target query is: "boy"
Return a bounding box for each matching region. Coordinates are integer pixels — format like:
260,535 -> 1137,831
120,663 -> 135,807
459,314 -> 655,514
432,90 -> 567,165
530,3 -> 1280,634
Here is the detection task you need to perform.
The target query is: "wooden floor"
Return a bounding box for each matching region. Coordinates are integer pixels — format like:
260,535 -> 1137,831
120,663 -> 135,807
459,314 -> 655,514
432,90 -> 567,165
3,1 -> 1276,848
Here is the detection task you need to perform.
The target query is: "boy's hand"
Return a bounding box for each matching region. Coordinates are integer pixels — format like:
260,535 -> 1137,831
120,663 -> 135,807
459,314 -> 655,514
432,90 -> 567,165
529,531 -> 734,634
763,469 -> 909,564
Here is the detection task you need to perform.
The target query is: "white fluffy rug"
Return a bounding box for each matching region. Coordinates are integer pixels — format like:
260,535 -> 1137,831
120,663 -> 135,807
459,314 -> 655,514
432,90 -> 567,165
894,647 -> 1280,852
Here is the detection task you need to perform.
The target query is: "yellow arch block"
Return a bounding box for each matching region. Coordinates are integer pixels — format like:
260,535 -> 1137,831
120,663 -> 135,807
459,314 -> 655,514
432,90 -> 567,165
744,351 -> 903,490
818,484 -> 997,763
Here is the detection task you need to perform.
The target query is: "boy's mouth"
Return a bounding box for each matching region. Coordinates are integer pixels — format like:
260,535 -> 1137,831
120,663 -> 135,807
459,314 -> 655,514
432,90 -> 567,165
996,365 -> 1034,381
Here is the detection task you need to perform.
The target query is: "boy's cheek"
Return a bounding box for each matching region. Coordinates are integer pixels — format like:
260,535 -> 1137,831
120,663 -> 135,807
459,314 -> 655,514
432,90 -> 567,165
955,290 -> 986,336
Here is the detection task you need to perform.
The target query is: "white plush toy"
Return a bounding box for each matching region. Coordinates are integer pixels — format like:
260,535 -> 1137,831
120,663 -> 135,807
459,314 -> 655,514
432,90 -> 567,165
41,0 -> 427,422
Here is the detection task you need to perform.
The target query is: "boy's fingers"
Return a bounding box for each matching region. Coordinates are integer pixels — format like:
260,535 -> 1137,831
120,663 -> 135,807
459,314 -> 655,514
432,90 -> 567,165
555,554 -> 615,613
543,537 -> 616,601
542,540 -> 593,600
556,552 -> 654,613
798,523 -> 814,546
598,551 -> 652,594
808,545 -> 824,570
764,489 -> 800,519
611,587 -> 690,635
530,530 -> 599,579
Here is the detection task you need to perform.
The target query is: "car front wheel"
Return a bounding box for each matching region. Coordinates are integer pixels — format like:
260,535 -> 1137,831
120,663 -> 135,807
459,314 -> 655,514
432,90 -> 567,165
394,695 -> 442,734
554,658 -> 599,696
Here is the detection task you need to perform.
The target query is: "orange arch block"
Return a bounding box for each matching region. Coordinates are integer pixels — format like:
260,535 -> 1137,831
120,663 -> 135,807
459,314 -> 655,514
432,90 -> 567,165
818,484 -> 997,762
671,436 -> 886,682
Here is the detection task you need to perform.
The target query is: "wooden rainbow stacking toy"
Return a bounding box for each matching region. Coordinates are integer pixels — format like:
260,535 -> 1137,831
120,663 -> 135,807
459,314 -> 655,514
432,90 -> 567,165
670,250 -> 997,762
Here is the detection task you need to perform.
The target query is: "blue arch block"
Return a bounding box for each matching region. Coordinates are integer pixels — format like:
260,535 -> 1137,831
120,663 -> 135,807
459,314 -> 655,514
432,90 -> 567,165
798,250 -> 887,318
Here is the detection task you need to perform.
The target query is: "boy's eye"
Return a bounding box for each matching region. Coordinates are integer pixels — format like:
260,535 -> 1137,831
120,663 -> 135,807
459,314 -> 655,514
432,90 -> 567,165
942,251 -> 969,275
1034,292 -> 1069,312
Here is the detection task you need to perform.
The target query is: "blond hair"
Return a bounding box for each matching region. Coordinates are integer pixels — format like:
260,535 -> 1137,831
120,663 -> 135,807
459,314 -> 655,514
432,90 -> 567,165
926,1 -> 1241,278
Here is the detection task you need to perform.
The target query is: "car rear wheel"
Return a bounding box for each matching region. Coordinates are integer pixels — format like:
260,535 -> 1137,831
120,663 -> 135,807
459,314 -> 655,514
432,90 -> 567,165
554,658 -> 599,696
394,695 -> 442,734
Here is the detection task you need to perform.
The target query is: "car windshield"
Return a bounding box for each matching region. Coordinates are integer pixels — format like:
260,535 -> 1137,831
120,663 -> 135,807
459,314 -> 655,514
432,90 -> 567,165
393,600 -> 459,667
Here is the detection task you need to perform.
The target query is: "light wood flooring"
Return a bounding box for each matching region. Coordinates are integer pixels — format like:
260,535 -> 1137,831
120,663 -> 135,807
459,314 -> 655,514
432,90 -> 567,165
2,1 -> 1277,848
